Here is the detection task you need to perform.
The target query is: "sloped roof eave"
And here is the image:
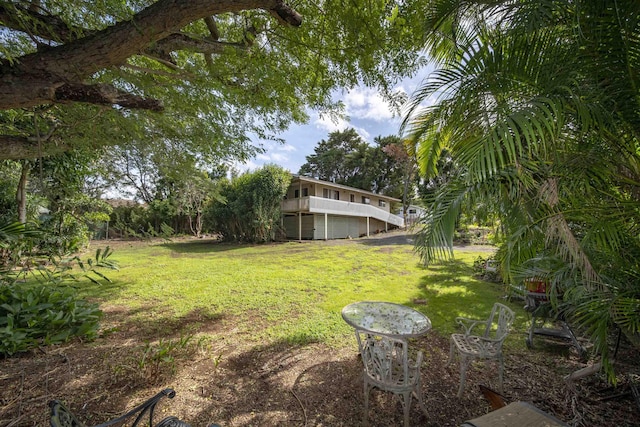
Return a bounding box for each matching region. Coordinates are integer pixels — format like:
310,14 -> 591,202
291,175 -> 402,202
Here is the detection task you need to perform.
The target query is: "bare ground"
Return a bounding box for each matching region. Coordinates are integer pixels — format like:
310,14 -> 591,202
1,232 -> 639,427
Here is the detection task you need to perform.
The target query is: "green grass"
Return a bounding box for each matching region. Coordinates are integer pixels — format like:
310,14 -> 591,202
79,238 -> 528,349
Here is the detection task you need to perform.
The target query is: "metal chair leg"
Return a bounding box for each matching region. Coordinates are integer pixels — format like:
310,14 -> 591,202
498,355 -> 504,393
363,379 -> 370,427
448,338 -> 455,364
402,391 -> 411,427
457,356 -> 469,398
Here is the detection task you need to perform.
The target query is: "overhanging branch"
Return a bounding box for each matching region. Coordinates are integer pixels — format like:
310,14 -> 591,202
55,83 -> 164,111
153,33 -> 248,56
0,0 -> 302,111
0,135 -> 69,160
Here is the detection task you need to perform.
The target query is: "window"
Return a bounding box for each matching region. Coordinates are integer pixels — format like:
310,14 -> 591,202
350,194 -> 355,202
302,187 -> 309,197
362,196 -> 370,204
294,189 -> 300,198
378,200 -> 386,207
409,208 -> 417,214
323,188 -> 339,199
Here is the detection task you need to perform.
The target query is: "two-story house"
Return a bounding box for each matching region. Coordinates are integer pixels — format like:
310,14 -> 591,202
281,175 -> 405,240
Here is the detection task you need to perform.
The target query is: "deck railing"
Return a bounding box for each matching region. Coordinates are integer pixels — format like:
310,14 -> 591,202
282,196 -> 404,227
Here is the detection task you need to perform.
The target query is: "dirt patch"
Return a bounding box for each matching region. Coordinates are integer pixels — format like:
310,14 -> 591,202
1,310 -> 639,427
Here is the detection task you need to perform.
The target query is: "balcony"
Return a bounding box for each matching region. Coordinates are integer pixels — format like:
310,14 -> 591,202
282,196 -> 404,227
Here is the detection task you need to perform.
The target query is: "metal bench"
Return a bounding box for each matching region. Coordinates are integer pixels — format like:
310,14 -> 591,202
49,388 -> 218,427
524,290 -> 586,358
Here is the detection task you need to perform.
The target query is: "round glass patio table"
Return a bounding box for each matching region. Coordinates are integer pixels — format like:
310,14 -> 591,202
341,301 -> 432,338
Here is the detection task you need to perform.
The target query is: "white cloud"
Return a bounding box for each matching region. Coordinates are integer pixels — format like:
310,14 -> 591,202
235,159 -> 259,173
355,127 -> 371,141
278,144 -> 297,152
241,142 -> 298,172
342,87 -> 398,122
270,152 -> 289,163
344,90 -> 367,108
314,112 -> 350,133
311,112 -> 373,143
254,150 -> 291,166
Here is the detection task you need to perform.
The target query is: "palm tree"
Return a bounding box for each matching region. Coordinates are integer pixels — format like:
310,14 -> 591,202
404,0 -> 640,379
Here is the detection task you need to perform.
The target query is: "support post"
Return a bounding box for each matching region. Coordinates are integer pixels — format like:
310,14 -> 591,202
324,213 -> 328,240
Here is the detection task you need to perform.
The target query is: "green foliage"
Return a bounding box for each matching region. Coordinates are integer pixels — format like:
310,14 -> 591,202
0,221 -> 118,356
204,164 -> 291,242
107,202 -> 175,239
102,162 -> 222,239
138,335 -> 193,379
405,0 -> 640,380
0,154 -> 113,254
0,160 -> 42,225
0,285 -> 103,355
472,256 -> 501,284
1,0 -> 428,169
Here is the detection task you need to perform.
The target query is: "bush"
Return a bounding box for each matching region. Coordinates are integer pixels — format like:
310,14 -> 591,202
203,165 -> 291,242
0,285 -> 102,355
0,222 -> 118,356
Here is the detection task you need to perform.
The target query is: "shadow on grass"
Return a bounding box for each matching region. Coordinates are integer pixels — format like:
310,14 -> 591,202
0,305 -> 228,426
76,277 -> 130,300
161,238 -> 297,255
357,231 -> 416,247
189,339 -> 433,426
405,258 -> 520,335
103,305 -> 226,342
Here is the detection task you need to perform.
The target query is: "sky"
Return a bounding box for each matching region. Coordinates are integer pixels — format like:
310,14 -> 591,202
240,66 -> 435,174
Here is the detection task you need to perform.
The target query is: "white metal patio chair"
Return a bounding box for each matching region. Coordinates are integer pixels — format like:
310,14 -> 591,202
449,302 -> 516,397
355,329 -> 426,427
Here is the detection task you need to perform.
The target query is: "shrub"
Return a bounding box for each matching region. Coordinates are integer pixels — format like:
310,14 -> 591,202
204,165 -> 291,242
1,222 -> 118,356
0,285 -> 103,355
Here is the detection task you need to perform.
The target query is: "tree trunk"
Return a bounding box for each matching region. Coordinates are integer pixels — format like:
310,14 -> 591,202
16,161 -> 29,223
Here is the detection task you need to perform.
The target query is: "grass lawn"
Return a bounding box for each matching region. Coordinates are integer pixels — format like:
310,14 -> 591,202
6,231 -> 637,427
81,232 -> 526,350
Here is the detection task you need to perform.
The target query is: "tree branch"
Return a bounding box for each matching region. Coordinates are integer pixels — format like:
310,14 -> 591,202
0,5 -> 245,60
0,135 -> 69,160
204,16 -> 220,41
154,33 -> 248,56
0,0 -> 302,110
54,83 -> 164,111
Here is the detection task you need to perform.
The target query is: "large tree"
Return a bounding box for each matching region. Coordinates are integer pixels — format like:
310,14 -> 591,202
0,0 -> 427,161
404,0 -> 640,377
298,128 -> 367,185
298,129 -> 412,196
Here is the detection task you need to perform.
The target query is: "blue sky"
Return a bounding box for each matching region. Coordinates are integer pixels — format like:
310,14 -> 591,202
241,66 -> 436,174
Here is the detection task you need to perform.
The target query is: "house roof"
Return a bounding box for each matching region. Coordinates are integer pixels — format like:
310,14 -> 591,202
291,175 -> 401,202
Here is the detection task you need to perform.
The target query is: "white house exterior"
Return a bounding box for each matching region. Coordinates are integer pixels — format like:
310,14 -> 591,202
281,175 -> 405,240
396,204 -> 427,227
